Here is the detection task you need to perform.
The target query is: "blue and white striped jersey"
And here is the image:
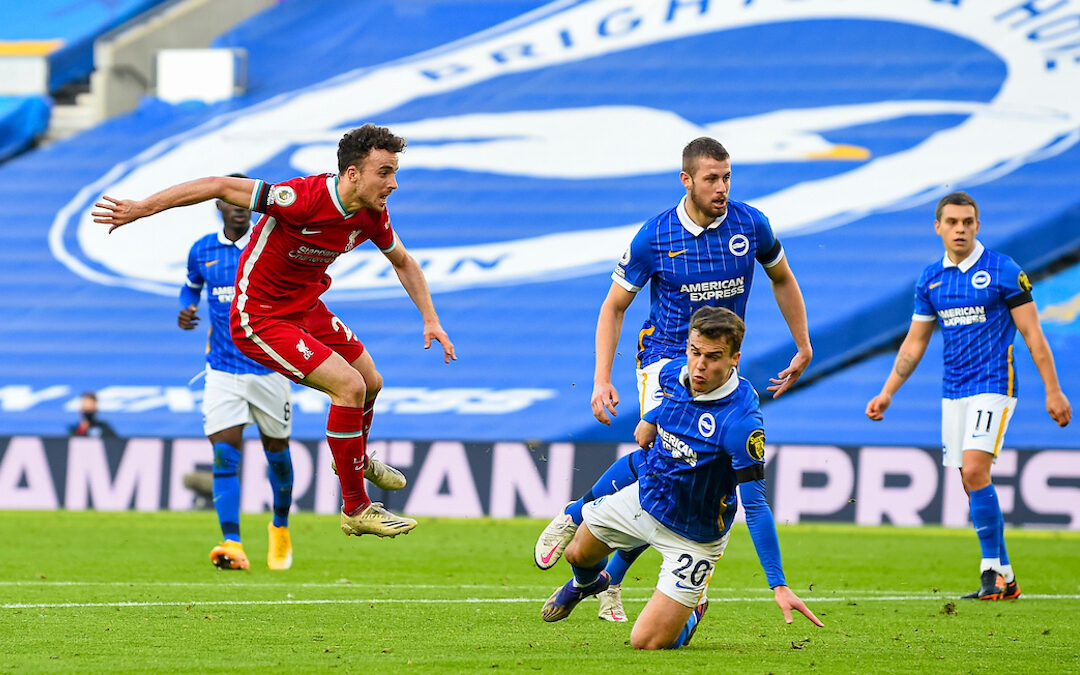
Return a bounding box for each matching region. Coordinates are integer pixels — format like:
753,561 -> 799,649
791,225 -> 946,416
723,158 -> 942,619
613,196 -> 783,367
912,241 -> 1032,398
181,230 -> 273,375
640,358 -> 766,543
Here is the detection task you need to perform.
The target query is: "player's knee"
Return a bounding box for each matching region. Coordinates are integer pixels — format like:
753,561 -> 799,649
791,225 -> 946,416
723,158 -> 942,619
962,471 -> 991,493
365,370 -> 383,399
563,541 -> 584,566
630,628 -> 672,651
264,437 -> 290,454
336,373 -> 368,407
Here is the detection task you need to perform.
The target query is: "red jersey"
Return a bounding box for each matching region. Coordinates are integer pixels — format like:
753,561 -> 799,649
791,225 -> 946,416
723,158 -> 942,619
234,174 -> 396,318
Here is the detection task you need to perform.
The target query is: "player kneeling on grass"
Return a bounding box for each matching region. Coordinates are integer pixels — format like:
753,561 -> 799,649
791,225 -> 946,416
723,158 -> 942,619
540,306 -> 822,649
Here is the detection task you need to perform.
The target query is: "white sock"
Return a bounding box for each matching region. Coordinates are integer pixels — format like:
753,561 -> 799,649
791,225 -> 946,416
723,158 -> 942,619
998,564 -> 1014,584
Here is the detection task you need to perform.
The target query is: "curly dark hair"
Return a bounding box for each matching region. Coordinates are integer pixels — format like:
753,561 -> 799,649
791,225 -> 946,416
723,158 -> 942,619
337,124 -> 407,173
682,137 -> 730,175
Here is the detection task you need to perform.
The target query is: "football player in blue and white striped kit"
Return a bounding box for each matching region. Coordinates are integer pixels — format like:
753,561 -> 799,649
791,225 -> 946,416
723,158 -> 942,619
179,177 -> 296,571
867,191 -> 1071,600
535,137 -> 812,622
541,307 -> 822,648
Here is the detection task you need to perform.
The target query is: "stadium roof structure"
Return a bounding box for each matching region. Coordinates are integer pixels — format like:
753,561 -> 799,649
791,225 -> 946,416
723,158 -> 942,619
2,0 -> 1078,448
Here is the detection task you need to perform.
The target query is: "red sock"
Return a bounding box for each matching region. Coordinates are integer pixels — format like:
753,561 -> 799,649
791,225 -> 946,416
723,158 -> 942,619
363,398 -> 376,442
327,404 -> 370,515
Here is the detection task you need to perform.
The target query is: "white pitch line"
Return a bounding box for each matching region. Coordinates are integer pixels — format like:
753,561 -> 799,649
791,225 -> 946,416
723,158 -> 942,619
5,594 -> 1080,610
0,581 -> 996,595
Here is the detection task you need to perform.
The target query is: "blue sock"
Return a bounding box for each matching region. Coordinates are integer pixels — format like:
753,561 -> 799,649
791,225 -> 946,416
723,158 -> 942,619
264,447 -> 293,528
969,484 -> 1003,563
605,545 -> 647,585
669,601 -> 707,649
998,511 -> 1010,566
565,451 -> 640,525
212,442 -> 242,542
570,558 -> 607,587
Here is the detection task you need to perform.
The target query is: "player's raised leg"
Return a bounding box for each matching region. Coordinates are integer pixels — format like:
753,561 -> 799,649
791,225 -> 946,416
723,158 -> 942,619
534,450 -> 641,569
207,424 -> 250,570
304,350 -> 416,538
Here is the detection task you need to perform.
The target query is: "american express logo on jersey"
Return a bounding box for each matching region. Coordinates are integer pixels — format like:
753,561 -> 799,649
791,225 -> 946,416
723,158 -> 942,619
938,305 -> 987,327
211,286 -> 234,303
681,277 -> 745,302
657,423 -> 697,467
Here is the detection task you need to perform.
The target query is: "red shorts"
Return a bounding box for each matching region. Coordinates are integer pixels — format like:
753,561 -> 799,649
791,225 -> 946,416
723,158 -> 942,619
230,299 -> 365,383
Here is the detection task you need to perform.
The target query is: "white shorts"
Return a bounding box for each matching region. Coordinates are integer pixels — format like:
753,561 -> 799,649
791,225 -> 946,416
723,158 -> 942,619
636,358 -> 671,418
582,482 -> 728,608
941,393 -> 1017,468
202,366 -> 292,438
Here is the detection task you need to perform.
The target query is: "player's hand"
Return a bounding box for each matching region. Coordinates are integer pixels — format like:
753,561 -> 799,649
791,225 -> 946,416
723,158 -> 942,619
773,585 -> 823,627
92,195 -> 147,232
423,322 -> 456,363
865,392 -> 891,421
768,348 -> 812,399
1047,390 -> 1071,427
591,382 -> 619,425
634,420 -> 657,449
178,305 -> 200,330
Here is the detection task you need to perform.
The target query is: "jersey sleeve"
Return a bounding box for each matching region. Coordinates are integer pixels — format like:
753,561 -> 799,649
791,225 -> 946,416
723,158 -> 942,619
724,414 -> 767,483
999,256 -> 1033,309
611,223 -> 654,292
752,208 -> 784,268
180,242 -> 204,308
371,210 -> 396,252
912,274 -> 936,322
249,175 -> 320,225
740,479 -> 787,588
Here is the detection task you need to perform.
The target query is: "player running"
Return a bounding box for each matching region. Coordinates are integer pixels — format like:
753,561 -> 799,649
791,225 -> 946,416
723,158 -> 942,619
178,179 -> 298,570
535,137 -> 812,622
866,191 -> 1071,600
540,307 -> 822,648
94,124 -> 453,540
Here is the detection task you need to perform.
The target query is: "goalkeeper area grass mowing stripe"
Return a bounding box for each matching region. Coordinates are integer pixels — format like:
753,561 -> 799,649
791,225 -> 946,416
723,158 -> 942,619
2,511 -> 1078,673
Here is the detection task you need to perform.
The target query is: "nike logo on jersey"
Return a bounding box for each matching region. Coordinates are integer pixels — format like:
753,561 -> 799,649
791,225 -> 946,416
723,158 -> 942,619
301,227 -> 322,235
668,249 -> 688,258
204,260 -> 218,267
929,281 -> 943,289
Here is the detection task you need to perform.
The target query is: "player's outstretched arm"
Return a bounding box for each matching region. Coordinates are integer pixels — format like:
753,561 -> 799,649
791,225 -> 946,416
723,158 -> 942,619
591,284 -> 635,425
1012,302 -> 1071,426
865,319 -> 934,421
739,477 -> 824,625
764,257 -> 812,398
384,237 -> 456,363
92,176 -> 257,232
773,585 -> 824,627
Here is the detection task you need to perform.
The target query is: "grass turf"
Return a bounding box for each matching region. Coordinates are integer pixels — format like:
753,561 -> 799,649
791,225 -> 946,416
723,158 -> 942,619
1,511 -> 1078,673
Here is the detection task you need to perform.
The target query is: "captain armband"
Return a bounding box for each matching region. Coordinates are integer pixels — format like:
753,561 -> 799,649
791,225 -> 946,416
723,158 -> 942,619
735,464 -> 765,483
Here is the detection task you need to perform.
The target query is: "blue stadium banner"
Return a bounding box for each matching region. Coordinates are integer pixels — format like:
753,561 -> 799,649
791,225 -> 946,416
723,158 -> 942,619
2,436 -> 1078,529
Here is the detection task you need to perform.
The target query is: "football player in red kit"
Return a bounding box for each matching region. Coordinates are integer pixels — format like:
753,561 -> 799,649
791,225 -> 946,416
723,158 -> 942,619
93,124 -> 455,539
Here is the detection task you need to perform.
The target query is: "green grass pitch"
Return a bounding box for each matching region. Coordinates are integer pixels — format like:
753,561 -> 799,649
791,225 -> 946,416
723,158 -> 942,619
2,511 -> 1078,673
